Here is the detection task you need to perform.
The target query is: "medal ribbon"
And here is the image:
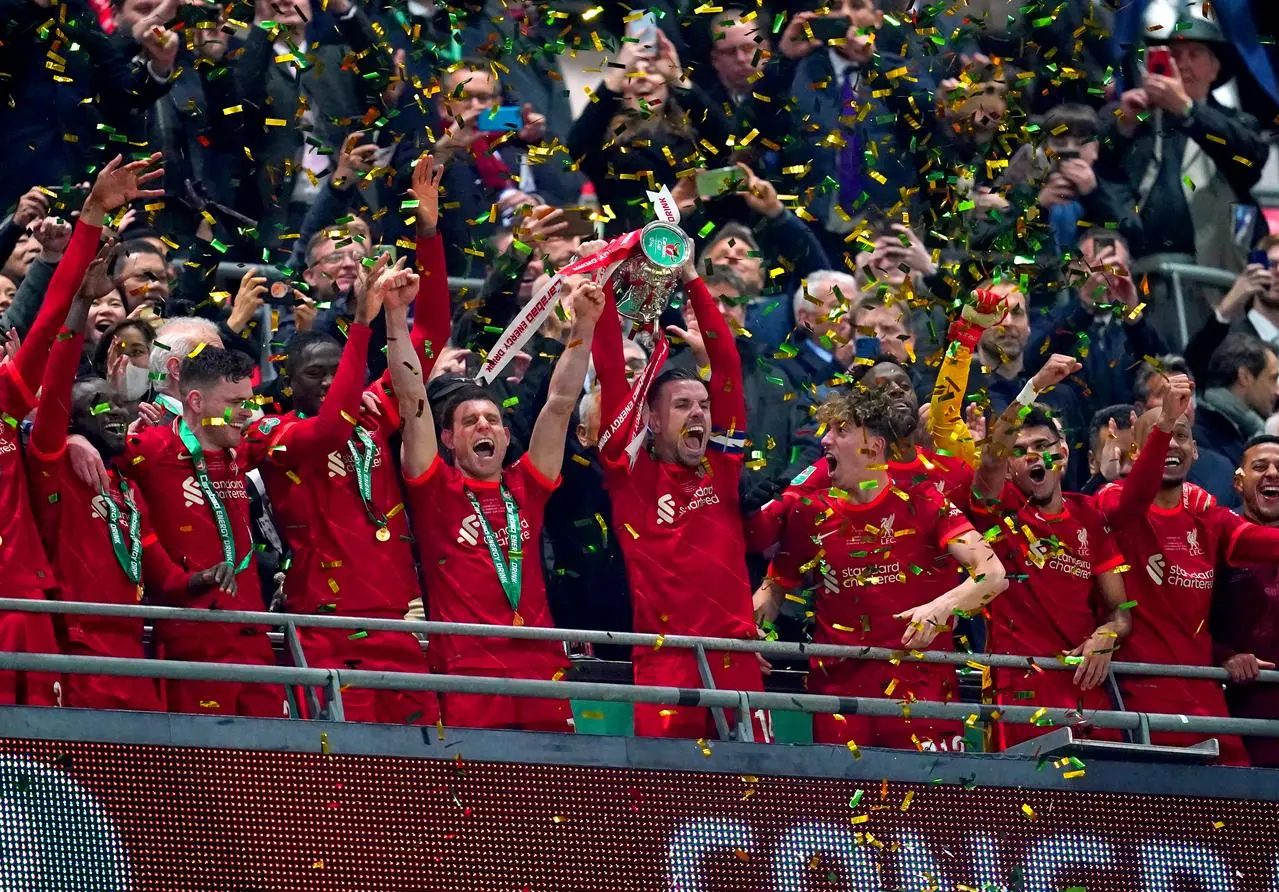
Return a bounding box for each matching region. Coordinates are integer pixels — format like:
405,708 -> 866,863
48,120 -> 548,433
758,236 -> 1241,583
100,478 -> 143,584
464,485 -> 522,611
347,426 -> 390,531
177,419 -> 252,573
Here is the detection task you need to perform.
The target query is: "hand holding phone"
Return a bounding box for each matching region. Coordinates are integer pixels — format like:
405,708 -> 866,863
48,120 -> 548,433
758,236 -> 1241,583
477,106 -> 523,133
1146,46 -> 1173,78
809,15 -> 851,42
695,166 -> 747,200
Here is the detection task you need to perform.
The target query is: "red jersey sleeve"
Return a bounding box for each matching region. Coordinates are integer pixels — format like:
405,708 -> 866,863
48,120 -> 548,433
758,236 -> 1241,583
29,328 -> 85,465
0,220 -> 101,417
412,233 -> 451,381
1099,427 -> 1171,527
590,292 -> 631,466
920,486 -> 975,548
1217,507 -> 1279,565
686,277 -> 746,453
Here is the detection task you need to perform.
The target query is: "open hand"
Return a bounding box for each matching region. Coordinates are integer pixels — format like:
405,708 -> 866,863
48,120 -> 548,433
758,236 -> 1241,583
895,599 -> 951,649
88,153 -> 164,213
408,152 -> 444,236
1070,632 -> 1116,690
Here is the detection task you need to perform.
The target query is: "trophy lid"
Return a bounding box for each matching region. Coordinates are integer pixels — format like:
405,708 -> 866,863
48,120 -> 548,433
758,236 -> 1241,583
640,221 -> 691,269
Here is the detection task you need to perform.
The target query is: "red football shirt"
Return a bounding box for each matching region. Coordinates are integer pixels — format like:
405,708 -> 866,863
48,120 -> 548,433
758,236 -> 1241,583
769,481 -> 974,650
406,455 -> 565,673
246,413 -> 418,617
602,446 -> 757,640
122,422 -> 263,645
26,457 -> 190,655
973,484 -> 1124,660
0,413 -> 54,593
747,448 -> 972,555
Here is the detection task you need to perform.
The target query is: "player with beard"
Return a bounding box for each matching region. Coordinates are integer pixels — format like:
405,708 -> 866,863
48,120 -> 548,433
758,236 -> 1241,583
123,347 -> 285,717
392,269 -> 603,731
0,153 -> 162,707
971,354 -> 1135,749
1095,378 -> 1279,765
242,250 -> 439,725
1210,435 -> 1279,766
26,258 -> 236,711
756,387 -> 1007,750
592,261 -> 768,740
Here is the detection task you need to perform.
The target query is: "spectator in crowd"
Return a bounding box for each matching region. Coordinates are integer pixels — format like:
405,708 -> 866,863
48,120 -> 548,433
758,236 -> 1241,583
787,270 -> 858,396
1082,403 -> 1137,494
1213,434 -> 1279,767
231,0 -> 390,245
569,33 -> 734,237
1185,240 -> 1279,376
1196,334 -> 1279,470
1028,229 -> 1168,408
111,240 -> 171,312
93,317 -> 156,402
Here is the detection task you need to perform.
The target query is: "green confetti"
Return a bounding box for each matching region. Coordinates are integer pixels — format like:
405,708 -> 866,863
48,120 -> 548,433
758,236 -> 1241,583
348,630 -> 369,640
1118,600 -> 1137,610
89,403 -> 111,416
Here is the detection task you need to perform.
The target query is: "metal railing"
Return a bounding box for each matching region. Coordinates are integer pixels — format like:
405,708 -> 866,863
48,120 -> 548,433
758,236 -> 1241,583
3,598 -> 1277,749
1133,255 -> 1239,349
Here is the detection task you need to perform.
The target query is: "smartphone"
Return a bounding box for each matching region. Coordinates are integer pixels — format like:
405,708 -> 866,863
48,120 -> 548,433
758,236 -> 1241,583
477,105 -> 522,132
556,207 -> 598,239
1091,234 -> 1117,255
626,11 -> 659,54
809,15 -> 851,42
1053,148 -> 1081,163
854,336 -> 881,360
1147,46 -> 1173,78
1249,250 -> 1271,270
695,166 -> 747,199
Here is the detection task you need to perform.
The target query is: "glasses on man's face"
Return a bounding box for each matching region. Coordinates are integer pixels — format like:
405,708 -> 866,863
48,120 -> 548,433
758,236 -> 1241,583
316,250 -> 368,268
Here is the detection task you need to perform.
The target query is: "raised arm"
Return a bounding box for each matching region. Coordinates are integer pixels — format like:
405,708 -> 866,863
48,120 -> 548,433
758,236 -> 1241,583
590,278 -> 633,466
407,153 -> 451,378
28,262 -> 109,461
1104,374 -> 1192,527
252,265 -> 382,466
685,271 -> 746,441
972,354 -> 1082,504
379,261 -> 437,479
931,289 -> 1005,467
4,155 -> 162,413
527,280 -> 604,481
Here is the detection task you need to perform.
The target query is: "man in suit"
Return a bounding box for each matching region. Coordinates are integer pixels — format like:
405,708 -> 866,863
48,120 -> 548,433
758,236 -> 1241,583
1026,229 -> 1170,408
1185,238 -> 1279,379
1195,334 -> 1279,471
784,269 -> 858,399
777,0 -> 928,262
232,0 -> 390,250
0,0 -> 176,212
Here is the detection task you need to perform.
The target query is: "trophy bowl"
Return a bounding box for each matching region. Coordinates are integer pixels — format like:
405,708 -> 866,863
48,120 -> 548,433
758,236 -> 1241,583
610,221 -> 693,326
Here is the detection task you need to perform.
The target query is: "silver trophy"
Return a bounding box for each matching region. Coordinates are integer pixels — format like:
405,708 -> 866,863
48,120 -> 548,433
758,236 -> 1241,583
610,220 -> 694,326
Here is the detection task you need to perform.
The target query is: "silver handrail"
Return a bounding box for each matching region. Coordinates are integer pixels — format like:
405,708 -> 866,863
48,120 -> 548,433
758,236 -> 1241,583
1,598 -> 1274,686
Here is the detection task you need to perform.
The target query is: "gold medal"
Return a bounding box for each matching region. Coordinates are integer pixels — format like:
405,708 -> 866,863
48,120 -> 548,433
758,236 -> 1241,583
513,612 -> 525,626
375,527 -> 391,542
136,584 -> 144,602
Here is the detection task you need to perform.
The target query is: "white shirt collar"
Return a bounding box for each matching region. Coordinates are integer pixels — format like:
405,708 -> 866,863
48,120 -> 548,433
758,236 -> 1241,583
828,49 -> 859,86
1249,308 -> 1279,347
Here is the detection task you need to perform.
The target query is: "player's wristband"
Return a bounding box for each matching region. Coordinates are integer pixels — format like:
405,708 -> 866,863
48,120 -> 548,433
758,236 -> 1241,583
947,318 -> 985,351
1014,380 -> 1041,408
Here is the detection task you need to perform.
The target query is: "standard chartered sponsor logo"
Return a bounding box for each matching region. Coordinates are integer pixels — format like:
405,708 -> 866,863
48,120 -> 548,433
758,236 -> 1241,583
1146,553 -> 1166,586
456,515 -> 481,546
327,451 -> 347,478
0,756 -> 131,890
656,487 -> 719,525
656,494 -> 676,525
0,438 -> 17,457
181,475 -> 204,507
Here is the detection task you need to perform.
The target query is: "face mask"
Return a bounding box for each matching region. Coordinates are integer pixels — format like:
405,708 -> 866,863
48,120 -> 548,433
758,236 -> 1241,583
119,362 -> 151,401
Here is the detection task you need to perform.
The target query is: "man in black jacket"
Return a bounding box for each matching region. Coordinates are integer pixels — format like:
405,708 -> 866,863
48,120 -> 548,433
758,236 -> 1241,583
1027,229 -> 1169,408
0,0 -> 175,212
231,0 -> 390,249
1196,333 -> 1279,471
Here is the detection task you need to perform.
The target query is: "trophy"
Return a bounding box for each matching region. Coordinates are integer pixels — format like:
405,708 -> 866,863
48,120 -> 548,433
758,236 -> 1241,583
609,220 -> 693,326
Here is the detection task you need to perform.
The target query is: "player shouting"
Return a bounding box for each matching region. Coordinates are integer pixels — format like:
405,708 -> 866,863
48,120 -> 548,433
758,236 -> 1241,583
391,265 -> 602,731
971,354 -> 1134,748
592,261 -> 768,740
755,387 -> 1007,750
1095,375 -> 1279,765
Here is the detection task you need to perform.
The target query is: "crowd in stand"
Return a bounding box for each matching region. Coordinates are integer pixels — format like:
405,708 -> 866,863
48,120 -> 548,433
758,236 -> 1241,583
2,0 -> 1279,764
